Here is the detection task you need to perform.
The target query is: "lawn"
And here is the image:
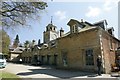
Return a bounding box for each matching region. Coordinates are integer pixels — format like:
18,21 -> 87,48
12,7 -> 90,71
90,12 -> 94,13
1,71 -> 21,80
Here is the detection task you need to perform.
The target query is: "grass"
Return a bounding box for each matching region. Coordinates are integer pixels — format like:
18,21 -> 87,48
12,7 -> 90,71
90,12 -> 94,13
0,71 -> 21,80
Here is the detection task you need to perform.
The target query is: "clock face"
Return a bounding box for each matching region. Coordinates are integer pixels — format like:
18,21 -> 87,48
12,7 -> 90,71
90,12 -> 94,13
51,34 -> 57,40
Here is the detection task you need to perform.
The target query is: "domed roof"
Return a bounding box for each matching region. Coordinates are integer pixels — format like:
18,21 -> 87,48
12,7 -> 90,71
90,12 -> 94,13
46,23 -> 56,28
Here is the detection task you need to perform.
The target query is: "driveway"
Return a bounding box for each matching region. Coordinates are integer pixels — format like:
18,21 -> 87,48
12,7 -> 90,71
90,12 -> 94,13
0,62 -> 119,80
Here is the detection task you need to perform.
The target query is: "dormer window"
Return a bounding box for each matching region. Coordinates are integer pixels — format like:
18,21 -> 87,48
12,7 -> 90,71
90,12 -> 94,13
107,27 -> 114,36
71,24 -> 78,33
19,49 -> 23,51
75,25 -> 78,32
67,19 -> 83,34
72,25 -> 75,33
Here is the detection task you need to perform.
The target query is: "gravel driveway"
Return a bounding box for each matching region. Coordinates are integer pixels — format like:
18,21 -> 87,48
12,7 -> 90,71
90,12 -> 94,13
0,62 -> 119,80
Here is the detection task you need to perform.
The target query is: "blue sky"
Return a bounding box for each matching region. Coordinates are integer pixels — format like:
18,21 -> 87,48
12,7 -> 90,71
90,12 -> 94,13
7,0 -> 119,45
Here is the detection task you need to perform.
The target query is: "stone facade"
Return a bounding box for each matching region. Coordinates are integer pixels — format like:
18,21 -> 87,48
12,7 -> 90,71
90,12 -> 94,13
9,47 -> 25,62
21,19 -> 120,73
118,1 -> 120,40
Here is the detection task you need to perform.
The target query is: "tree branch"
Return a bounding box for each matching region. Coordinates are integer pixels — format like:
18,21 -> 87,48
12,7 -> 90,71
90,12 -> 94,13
1,1 -> 48,28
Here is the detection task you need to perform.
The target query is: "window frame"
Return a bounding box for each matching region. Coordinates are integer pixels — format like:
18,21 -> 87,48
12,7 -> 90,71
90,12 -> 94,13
109,38 -> 113,50
85,49 -> 94,66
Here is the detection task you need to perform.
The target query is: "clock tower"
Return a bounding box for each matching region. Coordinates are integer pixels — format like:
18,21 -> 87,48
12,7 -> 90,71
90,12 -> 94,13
43,17 -> 58,43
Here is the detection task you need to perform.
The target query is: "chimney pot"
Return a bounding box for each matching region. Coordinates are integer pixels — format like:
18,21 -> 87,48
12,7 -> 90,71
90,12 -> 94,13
81,19 -> 83,22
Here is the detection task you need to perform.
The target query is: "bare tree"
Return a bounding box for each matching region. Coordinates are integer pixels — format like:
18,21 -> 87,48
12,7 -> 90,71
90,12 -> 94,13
0,0 -> 48,29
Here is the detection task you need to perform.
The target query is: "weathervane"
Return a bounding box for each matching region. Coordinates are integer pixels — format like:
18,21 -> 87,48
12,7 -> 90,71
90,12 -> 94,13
51,16 -> 53,24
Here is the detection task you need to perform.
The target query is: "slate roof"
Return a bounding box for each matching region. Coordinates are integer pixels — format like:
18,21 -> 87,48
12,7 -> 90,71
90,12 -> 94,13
10,47 -> 25,53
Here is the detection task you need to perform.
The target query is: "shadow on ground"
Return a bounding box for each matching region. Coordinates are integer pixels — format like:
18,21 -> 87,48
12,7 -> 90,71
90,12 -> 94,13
17,66 -> 97,79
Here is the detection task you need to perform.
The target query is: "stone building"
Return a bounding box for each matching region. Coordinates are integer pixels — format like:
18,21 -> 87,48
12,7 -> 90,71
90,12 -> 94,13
21,19 -> 120,73
118,1 -> 120,40
9,35 -> 25,62
9,47 -> 25,62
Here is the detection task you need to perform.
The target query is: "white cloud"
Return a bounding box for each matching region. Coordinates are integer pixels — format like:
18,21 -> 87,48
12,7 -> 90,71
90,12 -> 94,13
54,11 -> 67,20
85,6 -> 101,17
103,0 -> 119,11
85,0 -> 119,18
103,1 -> 112,11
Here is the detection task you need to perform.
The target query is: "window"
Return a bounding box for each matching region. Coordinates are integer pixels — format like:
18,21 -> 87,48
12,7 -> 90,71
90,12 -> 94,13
41,56 -> 45,64
23,57 -> 25,62
47,55 -> 51,64
71,24 -> 78,33
75,26 -> 78,32
110,39 -> 113,50
85,49 -> 94,66
54,55 -> 58,65
46,27 -> 49,31
54,27 -> 55,30
31,47 -> 34,51
70,25 -> 75,33
50,27 -> 52,30
25,49 -> 27,51
29,57 -> 31,63
19,49 -> 23,51
62,52 -> 68,66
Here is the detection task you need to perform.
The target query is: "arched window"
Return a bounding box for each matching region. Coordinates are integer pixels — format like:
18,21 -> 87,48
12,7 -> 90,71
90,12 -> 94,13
50,27 -> 52,30
54,27 -> 56,31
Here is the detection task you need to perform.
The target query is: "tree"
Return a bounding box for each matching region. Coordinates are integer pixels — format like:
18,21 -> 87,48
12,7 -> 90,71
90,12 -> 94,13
38,39 -> 41,46
24,40 -> 30,48
0,29 -> 10,55
31,40 -> 36,47
13,34 -> 19,48
0,1 -> 48,28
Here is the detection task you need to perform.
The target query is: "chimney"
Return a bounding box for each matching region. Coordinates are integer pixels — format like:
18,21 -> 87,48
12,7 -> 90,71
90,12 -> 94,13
60,28 -> 64,37
107,27 -> 114,36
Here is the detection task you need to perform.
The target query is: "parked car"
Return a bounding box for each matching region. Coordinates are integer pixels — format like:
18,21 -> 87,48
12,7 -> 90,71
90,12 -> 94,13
0,53 -> 6,68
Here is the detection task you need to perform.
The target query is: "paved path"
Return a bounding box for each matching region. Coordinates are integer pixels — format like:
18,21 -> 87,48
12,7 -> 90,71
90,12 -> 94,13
0,63 -> 119,80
